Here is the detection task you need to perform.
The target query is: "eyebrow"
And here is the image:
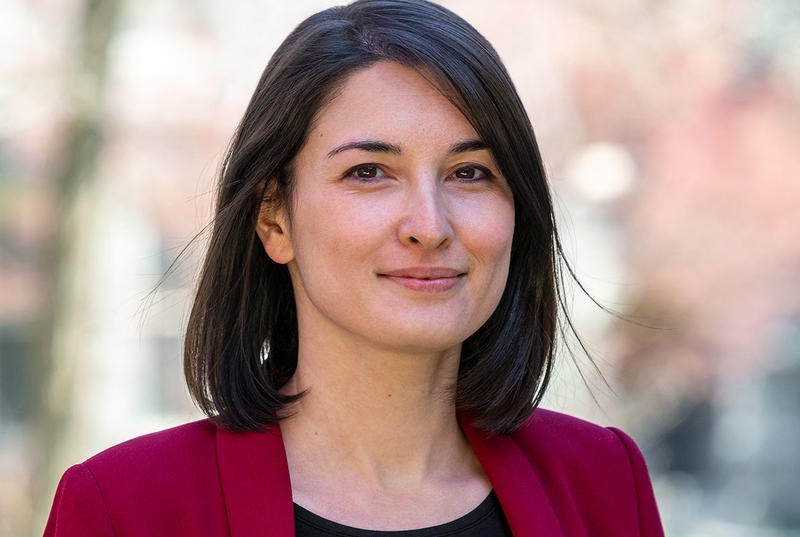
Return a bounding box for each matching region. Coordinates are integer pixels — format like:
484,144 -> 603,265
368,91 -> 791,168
326,138 -> 488,159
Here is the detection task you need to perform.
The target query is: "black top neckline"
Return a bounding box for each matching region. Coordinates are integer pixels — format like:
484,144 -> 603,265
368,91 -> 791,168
293,490 -> 498,536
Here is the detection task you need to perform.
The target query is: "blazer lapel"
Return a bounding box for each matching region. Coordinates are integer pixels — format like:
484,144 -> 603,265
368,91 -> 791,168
216,423 -> 295,537
459,413 -> 565,537
215,416 -> 564,537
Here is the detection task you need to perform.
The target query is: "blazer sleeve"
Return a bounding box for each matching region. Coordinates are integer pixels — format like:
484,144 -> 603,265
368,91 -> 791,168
43,464 -> 116,537
607,427 -> 666,537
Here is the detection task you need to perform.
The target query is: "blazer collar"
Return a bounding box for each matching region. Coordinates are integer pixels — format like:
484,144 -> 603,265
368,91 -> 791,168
216,415 -> 564,537
459,413 -> 565,537
216,423 -> 295,536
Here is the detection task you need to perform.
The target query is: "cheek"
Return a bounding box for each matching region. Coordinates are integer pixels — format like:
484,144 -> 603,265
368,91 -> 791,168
460,196 -> 515,312
291,193 -> 389,279
457,195 -> 515,265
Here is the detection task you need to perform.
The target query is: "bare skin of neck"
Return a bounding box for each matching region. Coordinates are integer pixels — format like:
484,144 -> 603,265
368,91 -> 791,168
278,330 -> 492,530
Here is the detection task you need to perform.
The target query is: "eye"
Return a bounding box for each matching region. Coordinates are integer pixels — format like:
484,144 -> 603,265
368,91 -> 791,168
343,164 -> 386,182
452,165 -> 493,182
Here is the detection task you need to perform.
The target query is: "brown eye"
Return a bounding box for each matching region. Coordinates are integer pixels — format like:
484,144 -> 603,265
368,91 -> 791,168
356,165 -> 378,178
344,164 -> 385,182
455,167 -> 476,179
453,166 -> 491,181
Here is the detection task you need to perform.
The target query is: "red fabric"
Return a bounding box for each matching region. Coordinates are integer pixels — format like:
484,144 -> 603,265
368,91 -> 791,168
43,408 -> 665,536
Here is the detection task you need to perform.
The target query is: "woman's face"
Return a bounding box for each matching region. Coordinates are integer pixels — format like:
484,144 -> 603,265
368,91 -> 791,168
259,61 -> 515,354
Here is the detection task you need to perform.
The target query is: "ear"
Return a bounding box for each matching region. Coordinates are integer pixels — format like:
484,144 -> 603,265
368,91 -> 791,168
255,182 -> 295,264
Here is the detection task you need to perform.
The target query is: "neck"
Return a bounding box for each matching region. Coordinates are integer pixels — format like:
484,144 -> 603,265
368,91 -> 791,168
278,330 -> 473,492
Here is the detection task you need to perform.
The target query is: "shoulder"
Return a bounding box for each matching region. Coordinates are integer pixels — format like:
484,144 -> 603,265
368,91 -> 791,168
83,418 -> 217,470
513,406 -> 635,453
512,407 -> 652,474
511,407 -> 665,536
45,419 -> 229,535
511,407 -> 650,495
81,418 -> 220,496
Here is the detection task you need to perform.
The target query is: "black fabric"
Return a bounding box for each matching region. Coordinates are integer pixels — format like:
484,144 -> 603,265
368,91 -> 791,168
293,490 -> 513,537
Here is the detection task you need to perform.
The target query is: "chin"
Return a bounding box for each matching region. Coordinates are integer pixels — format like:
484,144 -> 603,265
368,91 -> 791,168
369,325 -> 469,355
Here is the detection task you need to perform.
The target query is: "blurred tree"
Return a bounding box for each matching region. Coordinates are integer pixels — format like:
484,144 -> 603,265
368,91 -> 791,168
30,0 -> 123,534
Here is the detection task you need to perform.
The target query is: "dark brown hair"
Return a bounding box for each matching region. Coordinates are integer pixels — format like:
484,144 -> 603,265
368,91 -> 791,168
182,0 -> 602,435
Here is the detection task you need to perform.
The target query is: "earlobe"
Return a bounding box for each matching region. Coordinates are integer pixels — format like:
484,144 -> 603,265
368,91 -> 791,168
255,195 -> 295,265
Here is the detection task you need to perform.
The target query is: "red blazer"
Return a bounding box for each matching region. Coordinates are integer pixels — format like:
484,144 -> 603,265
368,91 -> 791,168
44,408 -> 665,536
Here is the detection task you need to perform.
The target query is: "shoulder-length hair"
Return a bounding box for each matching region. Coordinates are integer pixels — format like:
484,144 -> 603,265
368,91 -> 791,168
183,0 -> 592,435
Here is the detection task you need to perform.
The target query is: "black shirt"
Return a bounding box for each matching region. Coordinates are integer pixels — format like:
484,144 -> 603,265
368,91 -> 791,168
294,490 -> 513,537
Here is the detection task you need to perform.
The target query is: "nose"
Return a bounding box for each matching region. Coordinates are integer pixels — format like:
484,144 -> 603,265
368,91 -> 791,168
397,180 -> 454,250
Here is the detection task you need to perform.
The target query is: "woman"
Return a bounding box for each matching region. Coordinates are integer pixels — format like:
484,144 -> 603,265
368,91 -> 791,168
44,0 -> 665,535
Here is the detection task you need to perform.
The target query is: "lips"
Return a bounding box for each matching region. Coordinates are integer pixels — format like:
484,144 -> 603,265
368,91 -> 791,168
377,267 -> 466,293
379,267 -> 465,279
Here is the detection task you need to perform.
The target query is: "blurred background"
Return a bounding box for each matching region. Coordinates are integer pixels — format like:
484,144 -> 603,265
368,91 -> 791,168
1,0 -> 798,535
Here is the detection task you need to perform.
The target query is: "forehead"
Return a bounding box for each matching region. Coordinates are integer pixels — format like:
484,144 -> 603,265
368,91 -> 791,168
300,62 -> 480,159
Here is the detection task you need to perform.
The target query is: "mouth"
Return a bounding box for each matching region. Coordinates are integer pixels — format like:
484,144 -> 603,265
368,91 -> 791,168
377,267 -> 466,292
379,267 -> 466,279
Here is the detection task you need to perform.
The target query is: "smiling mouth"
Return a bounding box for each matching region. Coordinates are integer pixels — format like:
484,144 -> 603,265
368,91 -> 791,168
379,267 -> 466,279
377,272 -> 465,292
